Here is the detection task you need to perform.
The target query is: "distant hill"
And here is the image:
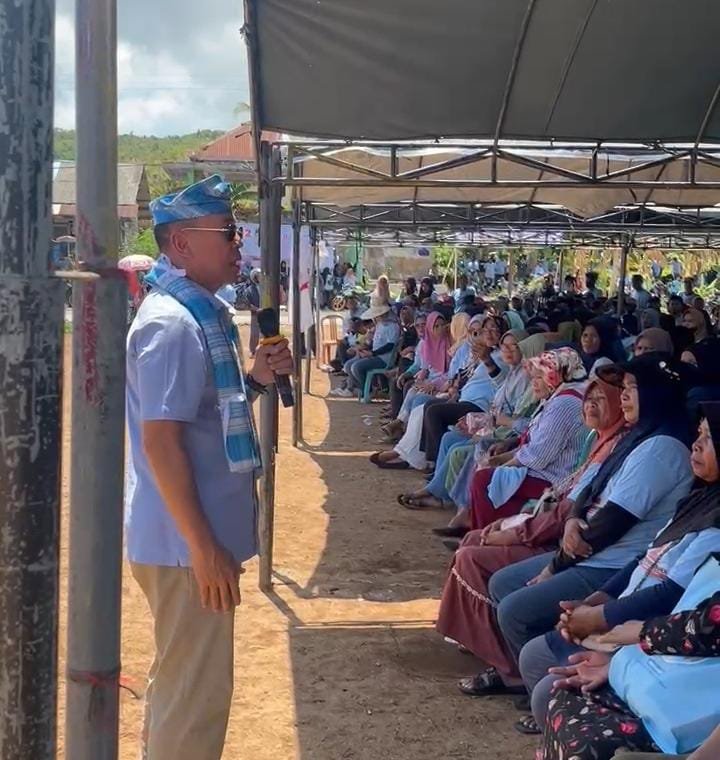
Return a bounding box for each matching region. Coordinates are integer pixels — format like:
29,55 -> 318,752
53,128 -> 226,197
53,128 -> 225,164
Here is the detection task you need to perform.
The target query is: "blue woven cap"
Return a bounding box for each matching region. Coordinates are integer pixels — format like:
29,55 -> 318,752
150,174 -> 232,226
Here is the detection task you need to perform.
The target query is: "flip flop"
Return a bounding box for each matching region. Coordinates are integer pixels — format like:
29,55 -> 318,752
514,715 -> 541,735
457,669 -> 526,697
399,494 -> 448,511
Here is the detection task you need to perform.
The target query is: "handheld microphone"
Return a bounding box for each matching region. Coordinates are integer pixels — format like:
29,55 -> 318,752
256,307 -> 295,408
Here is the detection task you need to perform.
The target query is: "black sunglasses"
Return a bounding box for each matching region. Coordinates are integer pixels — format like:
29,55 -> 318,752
182,222 -> 242,242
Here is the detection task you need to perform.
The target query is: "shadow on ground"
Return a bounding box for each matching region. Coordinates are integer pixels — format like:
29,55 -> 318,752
294,383 -> 456,603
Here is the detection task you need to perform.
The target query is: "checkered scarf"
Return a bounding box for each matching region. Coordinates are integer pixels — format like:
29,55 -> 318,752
145,257 -> 262,475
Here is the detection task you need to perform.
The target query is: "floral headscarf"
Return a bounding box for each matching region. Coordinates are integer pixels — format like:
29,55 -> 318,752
526,347 -> 587,393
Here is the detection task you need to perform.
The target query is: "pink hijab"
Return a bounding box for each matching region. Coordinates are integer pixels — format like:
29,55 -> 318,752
419,312 -> 451,374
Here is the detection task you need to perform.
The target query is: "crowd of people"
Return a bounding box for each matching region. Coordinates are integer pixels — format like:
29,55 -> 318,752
327,271 -> 720,760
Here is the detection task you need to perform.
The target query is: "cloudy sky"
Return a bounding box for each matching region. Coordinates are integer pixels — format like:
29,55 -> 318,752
55,0 -> 250,136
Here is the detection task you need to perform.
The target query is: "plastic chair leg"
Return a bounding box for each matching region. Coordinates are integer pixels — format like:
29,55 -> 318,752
361,370 -> 378,404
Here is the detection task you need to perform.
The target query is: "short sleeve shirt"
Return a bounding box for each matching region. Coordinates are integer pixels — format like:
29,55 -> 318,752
581,436 -> 694,571
125,291 -> 257,567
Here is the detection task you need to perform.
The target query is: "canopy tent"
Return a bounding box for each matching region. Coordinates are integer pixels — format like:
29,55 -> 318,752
246,0 -> 720,143
243,0 -> 720,589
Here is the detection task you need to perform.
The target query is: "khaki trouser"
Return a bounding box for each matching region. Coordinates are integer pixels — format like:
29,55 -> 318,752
131,563 -> 235,760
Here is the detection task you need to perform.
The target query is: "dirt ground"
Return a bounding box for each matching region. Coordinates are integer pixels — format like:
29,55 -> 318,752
57,330 -> 535,760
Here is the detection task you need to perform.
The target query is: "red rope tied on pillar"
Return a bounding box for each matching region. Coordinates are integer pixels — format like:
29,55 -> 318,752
67,666 -> 141,729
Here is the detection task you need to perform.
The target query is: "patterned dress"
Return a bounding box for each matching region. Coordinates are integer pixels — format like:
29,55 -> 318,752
542,590 -> 720,760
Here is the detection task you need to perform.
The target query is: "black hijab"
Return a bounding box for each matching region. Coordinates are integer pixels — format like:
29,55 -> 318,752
580,316 -> 625,372
573,353 -> 692,514
652,402 -> 720,546
686,336 -> 720,385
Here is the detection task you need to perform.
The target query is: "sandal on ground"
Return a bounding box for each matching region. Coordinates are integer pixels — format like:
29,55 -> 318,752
457,668 -> 526,697
397,494 -> 448,510
369,452 -> 384,465
431,526 -> 469,538
514,715 -> 541,735
376,459 -> 410,470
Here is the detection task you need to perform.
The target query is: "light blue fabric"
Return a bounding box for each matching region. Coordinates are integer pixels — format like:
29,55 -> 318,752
448,342 -> 470,378
621,528 -> 720,595
372,319 -> 401,362
144,260 -> 261,475
150,173 -> 232,225
447,446 -> 477,510
487,465 -> 530,509
216,284 -> 237,304
426,430 -> 469,500
581,436 -> 694,571
504,310 -> 525,330
125,290 -> 258,567
459,350 -> 507,409
609,556 -> 720,754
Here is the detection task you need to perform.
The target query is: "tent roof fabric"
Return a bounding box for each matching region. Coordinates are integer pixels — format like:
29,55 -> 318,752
248,0 -> 720,143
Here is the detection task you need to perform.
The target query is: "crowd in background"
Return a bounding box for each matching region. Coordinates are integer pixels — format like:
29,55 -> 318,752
324,268 -> 720,760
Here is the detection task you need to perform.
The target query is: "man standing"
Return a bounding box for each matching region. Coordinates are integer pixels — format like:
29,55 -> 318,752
630,274 -> 650,312
453,274 -> 476,313
125,175 -> 292,760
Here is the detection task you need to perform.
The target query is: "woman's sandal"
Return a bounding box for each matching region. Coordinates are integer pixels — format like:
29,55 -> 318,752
514,715 -> 541,735
457,668 -> 526,697
397,494 -> 447,510
376,459 -> 410,470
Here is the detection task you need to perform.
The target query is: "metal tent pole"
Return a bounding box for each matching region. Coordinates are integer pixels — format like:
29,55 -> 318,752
258,142 -> 282,591
556,248 -> 565,289
507,249 -> 514,296
313,229 -> 322,369
291,199 -> 303,447
0,3 -> 63,757
65,0 -> 126,757
617,236 -> 631,317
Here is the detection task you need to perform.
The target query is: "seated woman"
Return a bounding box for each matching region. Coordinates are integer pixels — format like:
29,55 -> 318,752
397,327 -> 534,509
463,347 -> 589,532
579,316 -> 626,374
381,310 -> 451,438
436,376 -> 625,693
384,312 -> 427,421
520,403 -> 720,735
371,315 -> 505,470
463,354 -> 695,701
541,576 -> 720,759
634,326 -> 674,357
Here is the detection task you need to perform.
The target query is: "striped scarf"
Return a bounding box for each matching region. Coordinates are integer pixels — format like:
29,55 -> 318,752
145,257 -> 262,475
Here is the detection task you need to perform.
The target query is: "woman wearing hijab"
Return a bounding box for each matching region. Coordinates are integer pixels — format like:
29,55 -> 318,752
579,316 -> 625,374
438,376 -> 626,696
634,327 -> 674,357
381,311 -> 452,438
384,312 -> 427,421
461,348 -> 589,533
478,354 -> 694,704
533,406 -> 720,759
397,328 -> 533,510
448,312 -> 471,358
435,331 -> 550,530
372,315 -> 504,470
520,405 -> 720,736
